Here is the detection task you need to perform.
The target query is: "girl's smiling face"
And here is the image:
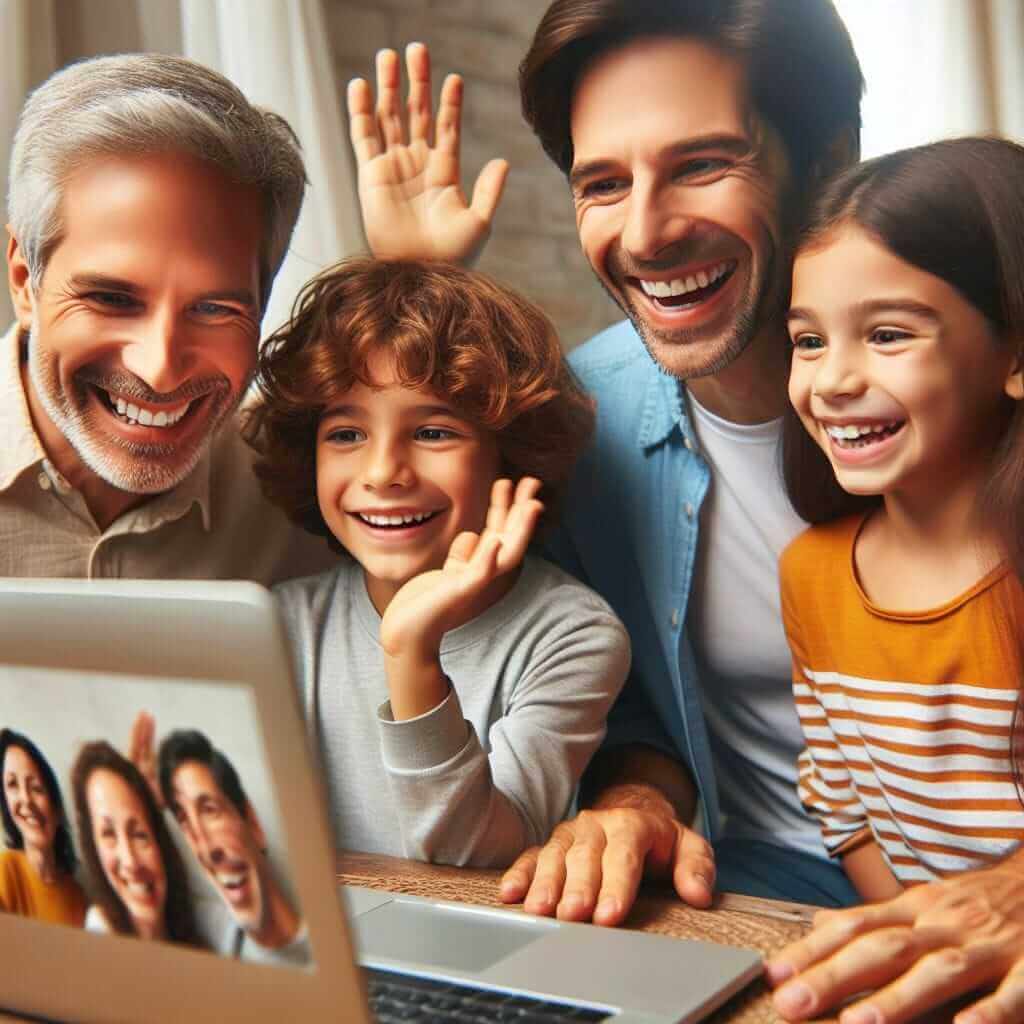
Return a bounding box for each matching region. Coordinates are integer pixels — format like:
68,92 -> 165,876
315,351 -> 501,613
787,224 -> 1019,506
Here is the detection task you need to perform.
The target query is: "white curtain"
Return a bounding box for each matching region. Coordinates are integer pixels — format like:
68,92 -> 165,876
835,0 -> 1024,158
0,0 -> 58,326
0,0 -> 362,335
180,0 -> 364,335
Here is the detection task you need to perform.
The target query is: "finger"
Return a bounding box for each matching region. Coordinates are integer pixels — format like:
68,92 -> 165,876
375,48 -> 405,147
470,158 -> 510,226
956,959 -> 1024,1024
444,530 -> 479,568
556,820 -> 607,922
524,827 -> 576,917
838,943 -> 1007,1024
346,77 -> 382,163
485,478 -> 513,535
129,711 -> 154,765
500,846 -> 540,903
512,475 -> 543,506
772,926 -> 952,1022
435,73 -> 464,160
672,826 -> 716,908
766,900 -> 918,986
404,42 -> 433,145
592,815 -> 661,926
494,499 -> 543,573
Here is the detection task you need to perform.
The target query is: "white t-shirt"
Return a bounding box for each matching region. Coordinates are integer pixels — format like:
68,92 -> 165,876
687,392 -> 826,858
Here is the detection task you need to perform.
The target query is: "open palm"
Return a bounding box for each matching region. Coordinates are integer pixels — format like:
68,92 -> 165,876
348,44 -> 508,264
380,477 -> 543,656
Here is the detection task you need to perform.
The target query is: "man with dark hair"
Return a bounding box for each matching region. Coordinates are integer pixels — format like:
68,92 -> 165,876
349,4 -> 1024,1021
352,0 -> 861,908
158,729 -> 307,965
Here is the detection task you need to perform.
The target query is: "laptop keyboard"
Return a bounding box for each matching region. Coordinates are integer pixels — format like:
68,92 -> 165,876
365,967 -> 612,1021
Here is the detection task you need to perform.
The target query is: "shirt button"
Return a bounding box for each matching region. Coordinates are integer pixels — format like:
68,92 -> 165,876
37,472 -> 52,491
684,502 -> 695,519
671,609 -> 680,628
684,437 -> 694,452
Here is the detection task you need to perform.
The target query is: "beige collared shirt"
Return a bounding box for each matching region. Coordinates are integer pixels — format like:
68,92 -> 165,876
0,323 -> 333,583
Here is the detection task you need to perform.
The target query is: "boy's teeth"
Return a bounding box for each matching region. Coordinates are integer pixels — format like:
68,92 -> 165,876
640,261 -> 730,298
361,512 -> 432,527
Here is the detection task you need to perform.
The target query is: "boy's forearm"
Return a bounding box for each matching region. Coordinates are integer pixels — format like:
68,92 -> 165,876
581,744 -> 698,824
384,646 -> 450,720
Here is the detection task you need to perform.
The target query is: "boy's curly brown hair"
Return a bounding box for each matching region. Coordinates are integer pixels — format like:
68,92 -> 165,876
245,258 -> 595,552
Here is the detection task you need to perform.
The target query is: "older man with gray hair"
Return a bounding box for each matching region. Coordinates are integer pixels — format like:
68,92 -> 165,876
2,54 -> 328,581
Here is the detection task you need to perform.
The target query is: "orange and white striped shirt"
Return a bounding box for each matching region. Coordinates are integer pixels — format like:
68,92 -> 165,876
780,514 -> 1024,884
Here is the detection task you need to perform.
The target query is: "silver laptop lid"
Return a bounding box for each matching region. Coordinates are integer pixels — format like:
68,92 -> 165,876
0,578 -> 369,1024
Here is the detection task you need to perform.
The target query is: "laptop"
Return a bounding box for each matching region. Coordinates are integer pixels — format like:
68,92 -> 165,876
0,578 -> 761,1023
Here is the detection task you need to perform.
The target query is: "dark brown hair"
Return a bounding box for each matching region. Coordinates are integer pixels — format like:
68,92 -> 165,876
246,258 -> 595,553
71,741 -> 199,946
782,137 -> 1024,561
0,728 -> 76,875
780,137 -> 1024,798
519,0 -> 862,197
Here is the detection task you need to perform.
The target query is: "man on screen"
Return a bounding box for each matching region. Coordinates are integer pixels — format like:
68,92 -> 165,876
158,729 -> 309,966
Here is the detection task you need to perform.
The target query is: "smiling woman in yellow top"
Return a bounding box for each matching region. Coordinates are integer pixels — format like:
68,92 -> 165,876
0,729 -> 86,926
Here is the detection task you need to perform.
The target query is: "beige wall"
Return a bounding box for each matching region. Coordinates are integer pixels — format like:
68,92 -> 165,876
326,0 -> 621,351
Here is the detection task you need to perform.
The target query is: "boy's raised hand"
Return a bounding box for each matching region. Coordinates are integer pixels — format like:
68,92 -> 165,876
348,43 -> 508,265
380,478 -> 543,718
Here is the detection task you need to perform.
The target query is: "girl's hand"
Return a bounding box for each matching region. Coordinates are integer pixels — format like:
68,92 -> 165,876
380,478 -> 543,719
347,43 -> 508,265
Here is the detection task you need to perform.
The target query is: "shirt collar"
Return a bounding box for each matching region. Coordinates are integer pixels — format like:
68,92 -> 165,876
636,364 -> 696,450
0,323 -> 47,491
0,322 -> 214,531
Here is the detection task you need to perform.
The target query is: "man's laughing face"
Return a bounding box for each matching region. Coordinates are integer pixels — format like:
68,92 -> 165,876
7,151 -> 264,497
168,760 -> 271,938
569,35 -> 791,381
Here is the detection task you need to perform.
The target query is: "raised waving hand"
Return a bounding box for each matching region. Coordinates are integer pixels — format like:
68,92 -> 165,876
348,43 -> 508,264
380,478 -> 543,720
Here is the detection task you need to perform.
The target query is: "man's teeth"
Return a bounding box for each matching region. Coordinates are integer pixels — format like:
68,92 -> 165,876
359,512 -> 434,527
125,881 -> 153,897
111,394 -> 191,428
216,872 -> 247,890
825,422 -> 901,440
640,261 -> 730,298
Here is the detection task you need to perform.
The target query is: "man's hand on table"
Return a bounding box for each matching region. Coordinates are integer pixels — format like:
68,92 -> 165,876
766,861 -> 1024,1024
499,785 -> 716,926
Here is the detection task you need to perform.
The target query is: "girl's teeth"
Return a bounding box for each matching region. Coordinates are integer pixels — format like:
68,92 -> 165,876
362,512 -> 432,527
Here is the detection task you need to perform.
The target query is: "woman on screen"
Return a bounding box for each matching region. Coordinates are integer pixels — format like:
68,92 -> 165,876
0,728 -> 86,926
72,741 -> 200,945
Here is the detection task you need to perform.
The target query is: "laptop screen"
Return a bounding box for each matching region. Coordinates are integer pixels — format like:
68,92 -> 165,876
0,665 -> 312,970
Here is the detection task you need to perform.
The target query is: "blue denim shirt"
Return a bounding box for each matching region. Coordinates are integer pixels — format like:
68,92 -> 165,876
546,319 -> 722,837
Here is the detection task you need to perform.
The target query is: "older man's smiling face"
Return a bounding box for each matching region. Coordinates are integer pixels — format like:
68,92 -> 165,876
569,35 -> 791,381
7,151 -> 264,508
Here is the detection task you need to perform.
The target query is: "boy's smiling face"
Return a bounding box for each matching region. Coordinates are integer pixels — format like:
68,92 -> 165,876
315,351 -> 501,613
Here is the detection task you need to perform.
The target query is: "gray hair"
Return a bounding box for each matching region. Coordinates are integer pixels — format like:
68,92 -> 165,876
7,53 -> 307,308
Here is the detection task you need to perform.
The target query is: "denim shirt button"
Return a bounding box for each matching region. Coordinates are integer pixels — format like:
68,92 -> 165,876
684,502 -> 695,519
671,608 -> 680,628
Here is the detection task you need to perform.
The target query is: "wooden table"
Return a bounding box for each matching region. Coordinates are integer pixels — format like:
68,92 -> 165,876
337,849 -> 818,1024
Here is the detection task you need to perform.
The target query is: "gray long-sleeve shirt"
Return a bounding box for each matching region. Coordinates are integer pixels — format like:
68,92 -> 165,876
274,555 -> 630,868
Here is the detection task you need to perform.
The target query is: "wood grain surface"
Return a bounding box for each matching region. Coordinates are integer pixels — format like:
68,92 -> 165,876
336,849 -> 821,1024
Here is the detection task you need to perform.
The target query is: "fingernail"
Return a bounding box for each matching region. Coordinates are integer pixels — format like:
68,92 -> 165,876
595,897 -> 619,920
840,1005 -> 882,1024
763,961 -> 794,986
528,888 -> 552,909
694,872 -> 711,891
956,1013 -> 985,1024
559,894 -> 584,917
775,981 -> 815,1016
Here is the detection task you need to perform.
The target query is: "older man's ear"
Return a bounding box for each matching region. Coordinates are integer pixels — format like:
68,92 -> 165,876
6,229 -> 35,330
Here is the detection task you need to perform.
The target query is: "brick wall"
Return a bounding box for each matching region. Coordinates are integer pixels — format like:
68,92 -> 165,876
325,0 -> 621,351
